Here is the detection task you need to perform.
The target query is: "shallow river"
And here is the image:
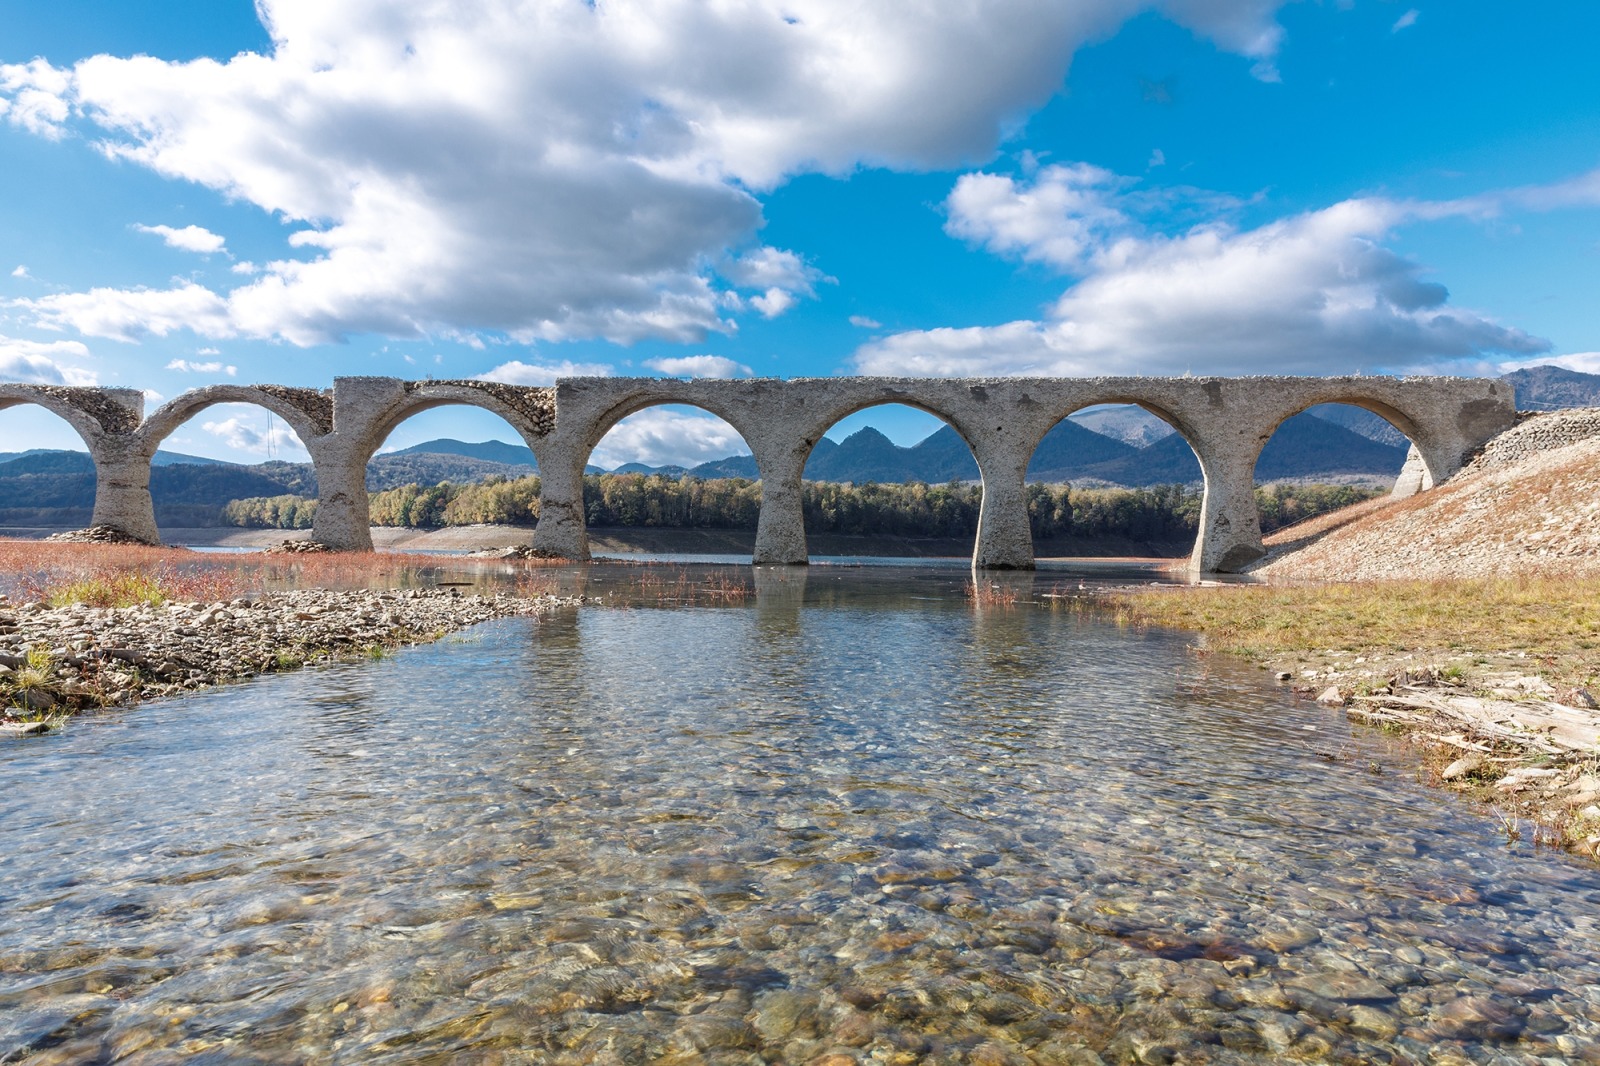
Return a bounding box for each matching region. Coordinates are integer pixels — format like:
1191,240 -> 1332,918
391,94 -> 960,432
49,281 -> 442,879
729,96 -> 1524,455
3,566 -> 1599,1064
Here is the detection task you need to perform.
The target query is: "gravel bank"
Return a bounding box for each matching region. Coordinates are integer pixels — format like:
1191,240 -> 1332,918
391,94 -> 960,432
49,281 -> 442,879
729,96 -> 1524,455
0,587 -> 582,729
1254,408 -> 1600,581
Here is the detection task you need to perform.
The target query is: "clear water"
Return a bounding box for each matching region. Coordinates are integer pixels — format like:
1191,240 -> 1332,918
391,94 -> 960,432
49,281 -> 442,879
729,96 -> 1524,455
3,568 -> 1599,1064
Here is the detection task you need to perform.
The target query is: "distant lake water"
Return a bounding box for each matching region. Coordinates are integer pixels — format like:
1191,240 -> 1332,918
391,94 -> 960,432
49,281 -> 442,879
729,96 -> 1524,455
3,566 -> 1598,1063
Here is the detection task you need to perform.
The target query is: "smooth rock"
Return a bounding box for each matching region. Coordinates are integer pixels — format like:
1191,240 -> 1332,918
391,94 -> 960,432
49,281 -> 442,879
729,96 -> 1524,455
1286,972 -> 1396,1003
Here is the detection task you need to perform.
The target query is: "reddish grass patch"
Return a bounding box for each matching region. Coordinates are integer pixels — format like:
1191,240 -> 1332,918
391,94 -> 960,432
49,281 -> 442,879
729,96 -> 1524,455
0,539 -> 574,603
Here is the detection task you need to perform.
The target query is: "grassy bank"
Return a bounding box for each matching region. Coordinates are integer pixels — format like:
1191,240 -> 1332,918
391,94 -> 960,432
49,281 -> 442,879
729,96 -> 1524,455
1106,578 -> 1600,860
1113,577 -> 1600,686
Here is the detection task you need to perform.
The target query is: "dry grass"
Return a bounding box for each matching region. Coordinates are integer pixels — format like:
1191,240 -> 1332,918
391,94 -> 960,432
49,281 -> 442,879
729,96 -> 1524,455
0,539 -> 573,605
966,580 -> 1020,607
1108,577 -> 1600,862
626,568 -> 751,606
0,542 -> 250,606
1108,577 -> 1600,684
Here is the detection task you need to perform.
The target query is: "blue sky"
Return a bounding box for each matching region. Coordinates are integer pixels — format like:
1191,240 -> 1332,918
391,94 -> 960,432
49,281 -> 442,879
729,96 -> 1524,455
2,1 -> 1597,468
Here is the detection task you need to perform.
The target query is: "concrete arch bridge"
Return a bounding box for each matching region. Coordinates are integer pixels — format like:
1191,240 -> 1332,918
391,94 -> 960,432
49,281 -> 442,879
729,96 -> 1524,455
0,374 -> 1514,572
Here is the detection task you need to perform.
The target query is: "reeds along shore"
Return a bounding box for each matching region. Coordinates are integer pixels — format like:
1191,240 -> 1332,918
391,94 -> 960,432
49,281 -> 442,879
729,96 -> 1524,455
1106,578 -> 1600,862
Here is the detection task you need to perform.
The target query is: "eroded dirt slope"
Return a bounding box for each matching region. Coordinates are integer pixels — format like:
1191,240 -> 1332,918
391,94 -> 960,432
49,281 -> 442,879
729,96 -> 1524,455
1255,409 -> 1600,580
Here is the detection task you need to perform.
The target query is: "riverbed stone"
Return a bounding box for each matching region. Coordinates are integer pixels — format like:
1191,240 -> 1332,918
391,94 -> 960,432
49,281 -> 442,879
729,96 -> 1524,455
1286,972 -> 1396,1003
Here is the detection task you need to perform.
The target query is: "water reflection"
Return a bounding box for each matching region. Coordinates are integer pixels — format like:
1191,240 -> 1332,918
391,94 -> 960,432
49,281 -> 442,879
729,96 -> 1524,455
3,572 -> 1599,1064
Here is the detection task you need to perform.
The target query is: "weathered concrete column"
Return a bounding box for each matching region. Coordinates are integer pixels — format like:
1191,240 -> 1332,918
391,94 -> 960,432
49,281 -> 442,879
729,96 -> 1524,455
531,437 -> 591,561
752,448 -> 809,565
1391,444 -> 1433,498
1190,447 -> 1265,573
89,436 -> 161,545
308,438 -> 375,552
971,441 -> 1035,570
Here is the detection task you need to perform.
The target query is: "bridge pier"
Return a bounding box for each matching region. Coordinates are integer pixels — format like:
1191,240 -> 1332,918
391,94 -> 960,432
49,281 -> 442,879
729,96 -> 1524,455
972,444 -> 1035,570
308,438 -> 376,552
1190,447 -> 1267,573
752,448 -> 809,565
89,437 -> 162,545
530,437 -> 591,561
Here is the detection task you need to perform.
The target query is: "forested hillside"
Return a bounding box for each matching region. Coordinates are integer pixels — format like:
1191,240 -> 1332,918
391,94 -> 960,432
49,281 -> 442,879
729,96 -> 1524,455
224,473 -> 1377,544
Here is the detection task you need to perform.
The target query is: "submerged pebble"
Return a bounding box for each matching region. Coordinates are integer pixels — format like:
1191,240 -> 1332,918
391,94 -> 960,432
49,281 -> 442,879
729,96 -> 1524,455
3,573 -> 1600,1064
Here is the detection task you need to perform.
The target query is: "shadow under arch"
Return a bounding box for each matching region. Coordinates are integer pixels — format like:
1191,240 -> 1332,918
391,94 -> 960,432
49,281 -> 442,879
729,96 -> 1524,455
579,399 -> 765,560
794,399 -> 986,561
1024,398 -> 1211,564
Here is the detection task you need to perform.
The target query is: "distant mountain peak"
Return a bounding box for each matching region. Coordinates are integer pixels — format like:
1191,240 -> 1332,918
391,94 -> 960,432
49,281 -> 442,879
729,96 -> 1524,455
1502,364 -> 1600,410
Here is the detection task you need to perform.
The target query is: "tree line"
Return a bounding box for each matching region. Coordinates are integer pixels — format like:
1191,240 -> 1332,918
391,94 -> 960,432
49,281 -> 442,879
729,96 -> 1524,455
221,473 -> 1379,541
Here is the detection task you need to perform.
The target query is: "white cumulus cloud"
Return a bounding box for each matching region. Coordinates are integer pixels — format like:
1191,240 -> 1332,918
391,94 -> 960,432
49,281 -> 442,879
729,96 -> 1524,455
0,336 -> 97,385
0,0 -> 1293,348
165,358 -> 238,375
750,288 -> 798,319
856,169 -> 1551,377
644,355 -> 752,378
945,162 -> 1135,272
476,359 -> 616,386
722,246 -> 832,317
849,315 -> 882,329
134,223 -> 228,255
591,406 -> 751,470
16,283 -> 233,343
0,59 -> 70,138
201,404 -> 308,457
10,265 -> 29,279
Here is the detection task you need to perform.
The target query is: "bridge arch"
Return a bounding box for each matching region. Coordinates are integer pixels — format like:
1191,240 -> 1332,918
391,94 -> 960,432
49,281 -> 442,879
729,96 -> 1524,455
579,393 -> 763,460
583,403 -> 763,549
1021,396 -> 1210,562
0,385 -> 158,540
141,397 -> 320,541
351,381 -> 554,467
136,385 -> 332,458
292,377 -> 558,551
555,381 -> 788,561
0,388 -> 112,530
795,400 -> 985,558
0,383 -> 141,451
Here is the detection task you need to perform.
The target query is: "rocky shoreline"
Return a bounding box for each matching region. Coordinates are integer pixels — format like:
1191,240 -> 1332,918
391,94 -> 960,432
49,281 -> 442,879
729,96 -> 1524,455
1107,575 -> 1600,862
0,587 -> 582,731
1269,649 -> 1600,859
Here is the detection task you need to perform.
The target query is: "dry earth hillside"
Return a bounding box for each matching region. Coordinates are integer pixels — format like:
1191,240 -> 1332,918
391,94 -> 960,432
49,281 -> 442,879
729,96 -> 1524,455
1254,408 -> 1600,581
